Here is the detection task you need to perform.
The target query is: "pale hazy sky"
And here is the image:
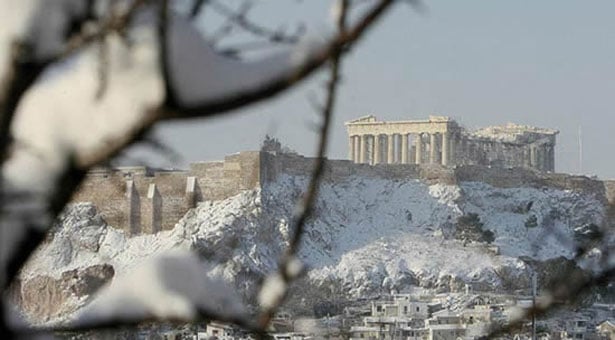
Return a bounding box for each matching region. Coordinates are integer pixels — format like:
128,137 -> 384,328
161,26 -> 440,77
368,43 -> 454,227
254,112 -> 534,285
143,0 -> 615,179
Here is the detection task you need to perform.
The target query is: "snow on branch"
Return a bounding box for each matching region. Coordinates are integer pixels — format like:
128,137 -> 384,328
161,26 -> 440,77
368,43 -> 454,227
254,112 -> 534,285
65,0 -> 399,170
206,0 -> 304,45
0,0 -> 397,336
162,0 -> 397,119
72,251 -> 249,327
255,0 -> 349,329
165,10 -> 319,107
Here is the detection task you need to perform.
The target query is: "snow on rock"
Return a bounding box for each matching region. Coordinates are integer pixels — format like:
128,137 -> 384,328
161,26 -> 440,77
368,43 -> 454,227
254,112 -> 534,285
73,250 -> 247,325
460,181 -> 605,260
18,174 -> 607,322
16,264 -> 114,324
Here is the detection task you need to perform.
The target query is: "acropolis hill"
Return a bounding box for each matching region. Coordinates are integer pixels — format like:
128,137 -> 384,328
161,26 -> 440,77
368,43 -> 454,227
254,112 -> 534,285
71,116 -> 615,235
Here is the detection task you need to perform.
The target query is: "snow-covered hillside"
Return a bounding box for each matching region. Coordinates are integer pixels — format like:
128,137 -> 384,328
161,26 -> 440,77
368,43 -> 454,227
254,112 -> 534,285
18,173 -> 607,321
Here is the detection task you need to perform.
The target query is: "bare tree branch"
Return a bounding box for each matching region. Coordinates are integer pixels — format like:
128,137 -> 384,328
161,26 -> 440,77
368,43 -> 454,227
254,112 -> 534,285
0,42 -> 46,162
208,0 -> 303,45
482,260 -> 615,339
0,0 -> 149,295
164,0 -> 395,119
190,0 -> 209,19
0,0 -> 147,163
1,0 -> 398,336
256,0 -> 350,330
159,0 -> 177,107
75,0 -> 398,171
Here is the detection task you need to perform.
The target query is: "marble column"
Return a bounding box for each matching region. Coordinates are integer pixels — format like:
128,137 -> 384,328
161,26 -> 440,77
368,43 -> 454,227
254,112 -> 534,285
523,146 -> 531,168
395,134 -> 402,163
430,133 -> 437,164
401,134 -> 409,164
374,134 -> 381,164
353,136 -> 360,163
442,132 -> 450,166
359,134 -> 367,164
549,145 -> 555,172
415,134 -> 423,164
348,136 -> 354,161
449,133 -> 456,166
530,145 -> 537,169
387,134 -> 395,164
460,137 -> 468,165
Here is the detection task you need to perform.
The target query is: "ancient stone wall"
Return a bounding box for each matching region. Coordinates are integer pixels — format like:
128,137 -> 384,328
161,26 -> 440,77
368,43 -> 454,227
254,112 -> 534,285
72,150 -> 609,236
602,180 -> 615,228
603,181 -> 615,204
72,151 -> 262,234
262,153 -> 603,198
72,170 -> 132,231
454,165 -> 606,200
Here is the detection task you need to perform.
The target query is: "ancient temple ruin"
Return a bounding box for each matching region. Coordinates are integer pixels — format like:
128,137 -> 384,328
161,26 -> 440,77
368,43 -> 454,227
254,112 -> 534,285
345,115 -> 558,171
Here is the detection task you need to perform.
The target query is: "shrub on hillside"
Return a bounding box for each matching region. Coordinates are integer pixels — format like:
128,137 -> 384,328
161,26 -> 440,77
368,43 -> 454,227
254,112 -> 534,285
524,214 -> 538,228
454,213 -> 495,244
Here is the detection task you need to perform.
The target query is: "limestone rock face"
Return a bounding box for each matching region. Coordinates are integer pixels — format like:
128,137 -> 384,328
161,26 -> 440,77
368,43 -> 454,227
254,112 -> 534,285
16,264 -> 114,322
17,174 -> 610,322
61,264 -> 115,298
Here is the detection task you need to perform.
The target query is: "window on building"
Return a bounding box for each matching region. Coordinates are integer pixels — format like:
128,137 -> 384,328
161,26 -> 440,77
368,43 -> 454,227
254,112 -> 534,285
404,306 -> 408,314
416,306 -> 420,312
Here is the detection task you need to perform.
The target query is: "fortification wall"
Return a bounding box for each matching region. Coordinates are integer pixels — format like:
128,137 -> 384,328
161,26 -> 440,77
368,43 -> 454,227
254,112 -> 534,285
262,153 -> 604,200
603,181 -> 615,204
72,170 -> 130,230
602,180 -> 615,228
71,151 -> 262,234
454,165 -> 606,200
261,153 -> 456,185
72,151 -> 610,236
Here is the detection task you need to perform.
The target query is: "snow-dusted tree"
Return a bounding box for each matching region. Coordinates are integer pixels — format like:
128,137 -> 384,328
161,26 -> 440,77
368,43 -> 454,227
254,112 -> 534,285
0,0 -> 407,337
0,1 -> 611,338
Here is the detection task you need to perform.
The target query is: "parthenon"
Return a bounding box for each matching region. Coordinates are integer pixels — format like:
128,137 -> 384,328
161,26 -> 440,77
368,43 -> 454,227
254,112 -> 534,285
345,115 -> 558,171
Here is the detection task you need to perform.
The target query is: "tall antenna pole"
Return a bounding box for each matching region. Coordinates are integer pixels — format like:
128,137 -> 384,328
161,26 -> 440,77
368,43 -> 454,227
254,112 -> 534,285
532,272 -> 537,340
578,125 -> 583,174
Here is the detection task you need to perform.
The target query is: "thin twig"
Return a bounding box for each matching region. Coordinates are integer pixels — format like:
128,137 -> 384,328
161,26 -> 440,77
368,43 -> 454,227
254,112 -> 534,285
0,0 -> 147,165
4,0 -> 395,336
190,0 -> 209,19
0,0 -> 148,293
256,0 -> 350,330
159,0 -> 177,107
209,0 -> 303,44
75,0 -> 398,170
164,0 -> 395,119
481,264 -> 615,339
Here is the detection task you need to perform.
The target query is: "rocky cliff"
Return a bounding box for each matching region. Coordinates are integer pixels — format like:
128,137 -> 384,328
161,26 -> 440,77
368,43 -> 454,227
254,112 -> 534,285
15,172 -> 610,323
